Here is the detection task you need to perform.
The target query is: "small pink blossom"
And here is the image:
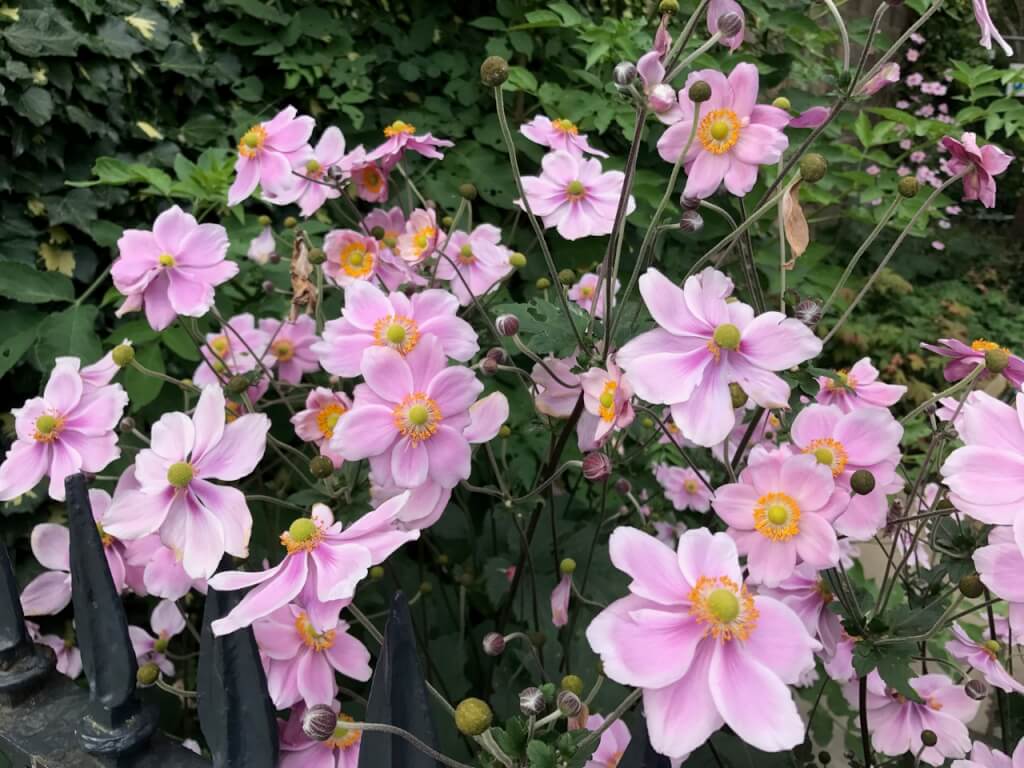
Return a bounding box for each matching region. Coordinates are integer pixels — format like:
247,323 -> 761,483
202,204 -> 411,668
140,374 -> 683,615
551,571 -> 572,628
279,702 -> 361,768
123,530 -> 207,600
366,120 -> 453,170
974,526 -> 1024,638
396,208 -> 439,265
932,240 -> 946,251
636,52 -> 684,124
520,116 -> 608,157
946,622 -> 1024,694
259,316 -> 320,384
815,357 -> 906,413
322,229 -> 381,287
247,226 -> 276,265
921,338 -> 1024,388
759,563 -> 844,658
788,106 -> 830,129
26,621 -> 81,679
229,105 -> 315,206
437,224 -> 514,305
941,132 -> 1013,208
275,126 -> 346,217
578,359 -> 635,449
568,273 -> 620,319
906,48 -> 920,62
291,388 -> 353,469
342,146 -> 389,203
531,355 -> 581,418
584,714 -> 631,768
129,599 -> 186,677
193,313 -> 271,389
655,465 -> 712,512
953,739 -> 1024,768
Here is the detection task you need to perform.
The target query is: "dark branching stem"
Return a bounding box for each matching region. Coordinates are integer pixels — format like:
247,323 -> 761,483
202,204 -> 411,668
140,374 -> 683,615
985,590 -> 1012,753
859,675 -> 873,768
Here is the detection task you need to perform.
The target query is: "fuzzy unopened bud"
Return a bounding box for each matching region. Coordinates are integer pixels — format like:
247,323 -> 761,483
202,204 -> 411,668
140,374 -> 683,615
582,452 -> 612,482
482,632 -> 506,657
302,704 -> 338,741
559,558 -> 576,575
498,425 -> 511,438
613,61 -> 638,86
112,344 -> 134,367
659,0 -> 680,13
794,299 -> 822,327
226,375 -> 249,395
772,96 -> 792,111
119,417 -> 135,433
679,209 -> 704,233
558,268 -> 576,285
688,80 -> 712,103
536,277 -> 551,290
308,248 -> 326,265
309,455 -> 334,478
556,689 -> 583,717
480,56 -> 509,87
369,565 -> 385,580
262,279 -> 275,295
519,687 -> 545,717
920,730 -> 937,747
898,176 -> 919,198
560,674 -> 584,696
480,357 -> 499,376
455,698 -> 493,736
509,252 -> 527,269
458,183 -> 477,201
716,12 -> 743,37
258,214 -> 272,227
850,469 -> 875,495
985,347 -> 1010,374
799,153 -> 827,183
137,663 -> 159,686
283,216 -> 298,229
965,679 -> 988,700
958,573 -> 985,599
614,477 -> 631,495
496,314 -> 519,337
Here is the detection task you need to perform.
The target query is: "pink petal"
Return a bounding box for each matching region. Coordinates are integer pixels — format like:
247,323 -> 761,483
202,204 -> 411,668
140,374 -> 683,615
312,543 -> 372,602
676,527 -> 742,586
210,554 -> 308,635
391,437 -> 429,487
189,386 -> 227,465
0,441 -> 49,502
609,527 -> 691,605
360,346 -> 414,403
153,205 -> 197,253
44,363 -> 83,413
425,426 -> 471,488
194,412 -> 270,482
463,392 -> 509,444
643,642 -> 723,758
334,404 -> 399,460
19,570 -> 72,616
31,523 -> 70,571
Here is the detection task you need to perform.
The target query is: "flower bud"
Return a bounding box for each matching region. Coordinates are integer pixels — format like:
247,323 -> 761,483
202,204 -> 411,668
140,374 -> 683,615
794,299 -> 822,327
985,347 -> 1010,374
226,375 -> 250,395
509,251 -> 527,269
519,687 -> 545,717
283,216 -> 298,229
613,61 -> 638,86
614,477 -> 631,495
370,226 -> 386,239
308,248 -> 326,265
262,280 -> 275,295
258,214 -> 272,227
659,0 -> 679,13
897,176 -> 919,198
369,565 -> 385,580
496,314 -> 519,337
688,80 -> 712,103
536,277 -> 551,290
486,347 -> 509,365
958,573 -> 985,599
559,558 -> 576,575
442,215 -> 454,228
480,356 -> 499,376
112,344 -> 135,367
649,83 -> 677,113
455,698 -> 493,736
419,580 -> 432,594
799,153 -> 828,183
558,268 -> 576,285
920,730 -> 937,747
850,469 -> 875,495
482,632 -> 506,657
716,12 -> 743,37
582,452 -> 612,482
679,209 -> 704,233
642,417 -> 654,429
965,679 -> 988,700
556,690 -> 582,717
137,662 -> 159,686
772,96 -> 792,111
119,417 -> 135,433
818,752 -> 831,765
309,455 -> 334,478
560,674 -> 584,696
302,704 -> 338,742
498,425 -> 511,438
458,183 -> 477,201
729,383 -> 748,409
268,252 -> 281,264
480,56 -> 509,88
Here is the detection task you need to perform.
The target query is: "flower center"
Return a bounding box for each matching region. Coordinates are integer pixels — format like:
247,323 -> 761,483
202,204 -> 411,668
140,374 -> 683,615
926,697 -> 943,711
271,339 -> 295,361
803,438 -> 848,477
295,611 -> 336,652
393,393 -> 442,444
338,241 -> 375,278
688,575 -> 758,641
598,381 -> 617,422
154,633 -> 169,654
158,252 -> 175,268
33,413 -> 64,443
166,462 -> 194,489
360,166 -> 384,193
579,285 -> 594,298
96,522 -> 113,548
566,180 -> 586,200
209,335 -> 230,357
458,244 -> 475,264
683,478 -> 699,494
753,492 -> 801,540
372,314 -> 420,355
825,369 -> 855,391
697,109 -> 742,154
384,120 -> 417,137
971,338 -> 1010,355
326,714 -> 361,750
983,639 -> 1001,657
305,159 -> 322,175
552,118 -> 578,135
409,226 -> 437,258
712,323 -> 741,350
238,124 -> 267,158
281,516 -> 324,554
316,403 -> 346,439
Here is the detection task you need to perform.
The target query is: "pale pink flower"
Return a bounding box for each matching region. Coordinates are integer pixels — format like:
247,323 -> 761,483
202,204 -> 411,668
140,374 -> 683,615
658,64 -> 790,199
788,106 -> 830,129
362,207 -> 425,290
907,48 -> 920,62
370,477 -> 452,531
972,0 -> 1013,56
520,116 -> 608,157
758,563 -> 844,658
208,498 -> 418,635
923,337 -> 1024,389
587,527 -> 818,757
653,520 -> 688,548
941,132 -> 1013,209
274,126 -> 346,217
946,622 -> 1024,694
313,280 -> 478,378
618,267 -> 821,447
259,316 -> 319,384
247,226 -> 276,265
654,465 -> 712,512
519,151 -> 635,240
104,386 -> 270,579
193,313 -> 271,389
322,229 -> 381,287
0,359 -> 127,502
584,714 -> 630,768
437,224 -> 514,305
365,119 -> 453,170
123,531 -> 207,600
815,357 -> 906,412
229,105 -> 315,206
551,572 -> 572,628
707,0 -> 745,51
129,599 -> 186,677
291,388 -> 352,469
531,355 -> 581,418
396,208 -> 439,265
26,621 -> 81,679
578,359 -> 634,450
279,702 -> 361,768
823,632 -> 856,683
636,52 -> 684,124
974,526 -> 1024,638
342,146 -> 388,203
953,739 -> 1024,768
568,273 -> 620,319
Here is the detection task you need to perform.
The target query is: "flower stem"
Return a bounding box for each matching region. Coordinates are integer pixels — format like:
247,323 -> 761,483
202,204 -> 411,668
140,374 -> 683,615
822,0 -> 850,72
900,364 -> 983,424
345,722 -> 476,768
578,687 -> 642,748
859,675 -> 873,768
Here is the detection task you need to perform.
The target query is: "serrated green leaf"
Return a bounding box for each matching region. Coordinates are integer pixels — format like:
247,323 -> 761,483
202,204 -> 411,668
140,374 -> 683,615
32,304 -> 102,371
526,740 -> 556,768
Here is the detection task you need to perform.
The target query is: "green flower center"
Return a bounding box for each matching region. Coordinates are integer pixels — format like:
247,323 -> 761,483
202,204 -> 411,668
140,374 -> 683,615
348,250 -> 364,267
710,119 -> 731,141
766,504 -> 789,526
154,635 -> 169,654
813,447 -> 834,467
35,414 -> 59,435
459,244 -> 474,263
984,639 -> 1001,654
158,252 -> 175,267
707,588 -> 740,624
566,180 -> 585,198
288,517 -> 317,543
712,323 -> 741,350
306,159 -> 321,173
386,324 -> 406,344
599,392 -> 615,409
166,462 -> 194,488
408,405 -> 429,426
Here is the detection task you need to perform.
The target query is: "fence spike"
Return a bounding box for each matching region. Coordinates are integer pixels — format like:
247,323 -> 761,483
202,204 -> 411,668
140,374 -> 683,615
198,577 -> 279,768
357,591 -> 440,768
66,472 -> 158,755
0,540 -> 54,704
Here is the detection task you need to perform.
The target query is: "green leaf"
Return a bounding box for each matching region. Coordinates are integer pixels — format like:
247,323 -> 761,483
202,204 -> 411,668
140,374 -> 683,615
3,9 -> 81,57
853,112 -> 873,148
42,189 -> 100,232
0,309 -> 45,377
504,66 -> 538,94
161,324 -> 201,361
90,220 -> 123,248
225,0 -> 288,24
469,16 -> 506,31
0,263 -> 74,304
14,86 -> 53,126
32,305 -> 102,371
123,343 -> 165,409
526,740 -> 556,768
492,298 -> 587,357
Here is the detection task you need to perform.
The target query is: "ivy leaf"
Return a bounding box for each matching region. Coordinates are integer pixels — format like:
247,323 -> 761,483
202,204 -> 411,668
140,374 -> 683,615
3,9 -> 81,57
0,308 -> 45,377
32,304 -> 102,371
0,262 -> 74,303
42,189 -> 100,232
13,86 -> 53,126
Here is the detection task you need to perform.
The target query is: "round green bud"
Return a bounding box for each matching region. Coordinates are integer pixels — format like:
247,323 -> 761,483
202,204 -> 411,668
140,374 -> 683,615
419,580 -> 432,594
258,215 -> 272,227
898,176 -> 919,198
442,215 -> 454,228
509,252 -> 527,269
480,56 -> 510,88
920,730 -> 937,748
659,0 -> 680,13
558,269 -> 576,285
688,80 -> 712,103
536,277 -> 551,290
498,425 -> 512,438
642,417 -> 654,429
436,553 -> 449,566
958,573 -> 985,599
458,183 -> 478,201
288,517 -> 317,543
560,674 -> 584,696
166,462 -> 193,488
369,565 -> 385,580
850,469 -> 875,495
226,375 -> 249,395
308,248 -> 326,265
799,153 -> 828,183
309,455 -> 334,478
137,663 -> 160,686
454,698 -> 493,736
283,216 -> 298,229
559,558 -> 576,575
729,382 -> 747,409
112,344 -> 135,367
985,348 -> 1010,375
772,96 -> 791,111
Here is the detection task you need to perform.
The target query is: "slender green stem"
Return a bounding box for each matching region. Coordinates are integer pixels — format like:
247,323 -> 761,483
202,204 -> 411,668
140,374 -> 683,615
245,494 -> 306,513
665,31 -> 723,82
345,722 -> 475,768
578,688 -> 642,748
129,359 -> 198,392
901,365 -> 983,424
661,0 -> 710,73
859,676 -> 874,768
822,0 -> 850,71
860,0 -> 945,86
75,263 -> 113,307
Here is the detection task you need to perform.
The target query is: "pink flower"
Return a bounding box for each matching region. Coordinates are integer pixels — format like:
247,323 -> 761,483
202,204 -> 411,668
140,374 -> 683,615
974,526 -> 1024,637
437,224 -> 514,305
247,226 -> 276,264
333,337 -> 482,489
123,531 -> 207,600
342,146 -> 389,203
906,48 -> 920,62
584,714 -> 631,768
0,358 -> 127,502
940,133 -> 1013,209
229,105 -> 315,206
568,273 -> 620,319
259,316 -> 319,384
707,0 -> 745,51
365,119 -> 453,170
193,313 -> 271,389
396,208 -> 439,265
906,72 -> 925,87
279,702 -> 361,768
208,497 -> 418,635
313,280 -> 478,378
531,355 -> 581,418
758,563 -> 844,658
790,404 -> 903,540
104,386 -> 270,579
946,622 -> 1024,694
520,116 -> 608,157
858,63 -> 900,97
291,388 -> 352,469
322,229 -> 381,287
973,0 -> 1013,56
815,357 -> 906,412
551,571 -> 572,628
788,106 -> 830,129
713,451 -> 844,585
658,64 -> 790,199
618,267 -> 822,447
26,621 -> 81,679
587,527 -> 818,757
655,465 -> 712,512
254,587 -> 371,708
578,359 -> 634,449
846,672 -> 978,766
273,126 -> 346,217
953,740 -> 1024,768
519,151 -> 635,240
636,52 -> 684,124
129,599 -> 185,677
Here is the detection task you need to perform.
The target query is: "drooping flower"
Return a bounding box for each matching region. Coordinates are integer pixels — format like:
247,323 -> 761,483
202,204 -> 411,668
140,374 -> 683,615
618,267 -> 822,447
815,357 -> 907,412
275,126 -> 346,217
654,464 -> 712,513
313,280 -> 478,378
291,388 -> 352,469
436,224 -> 514,306
208,497 -> 418,635
758,562 -> 844,658
551,570 -> 572,628
707,0 -> 745,51
858,63 -> 900,97
712,451 -> 844,585
26,621 -> 81,679
129,599 -> 186,677
259,316 -> 320,384
520,116 -> 608,157
952,739 -> 1024,768
583,714 -> 631,768
974,526 -> 1024,637
113,205 -> 237,331
0,359 -> 127,502
103,386 -> 270,580
921,337 -> 1024,388
568,273 -> 620,319
790,404 -> 904,540
333,337 -> 482,489
322,229 -> 381,287
395,208 -> 438,265
972,0 -> 1014,57
123,532 -> 208,600
586,527 -> 817,757
279,702 -> 362,768
365,119 -> 453,169
657,64 -> 790,199
531,355 -> 581,418
519,151 -> 635,240
578,359 -> 634,450
788,106 -> 831,129
247,226 -> 277,265
940,133 -> 1013,209
946,622 -> 1024,694
636,52 -> 684,124
845,672 -> 978,766
229,105 -> 315,206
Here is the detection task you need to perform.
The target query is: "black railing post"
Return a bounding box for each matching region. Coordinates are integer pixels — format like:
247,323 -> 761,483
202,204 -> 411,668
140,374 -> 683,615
66,473 -> 158,755
197,579 -> 279,768
0,541 -> 55,705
